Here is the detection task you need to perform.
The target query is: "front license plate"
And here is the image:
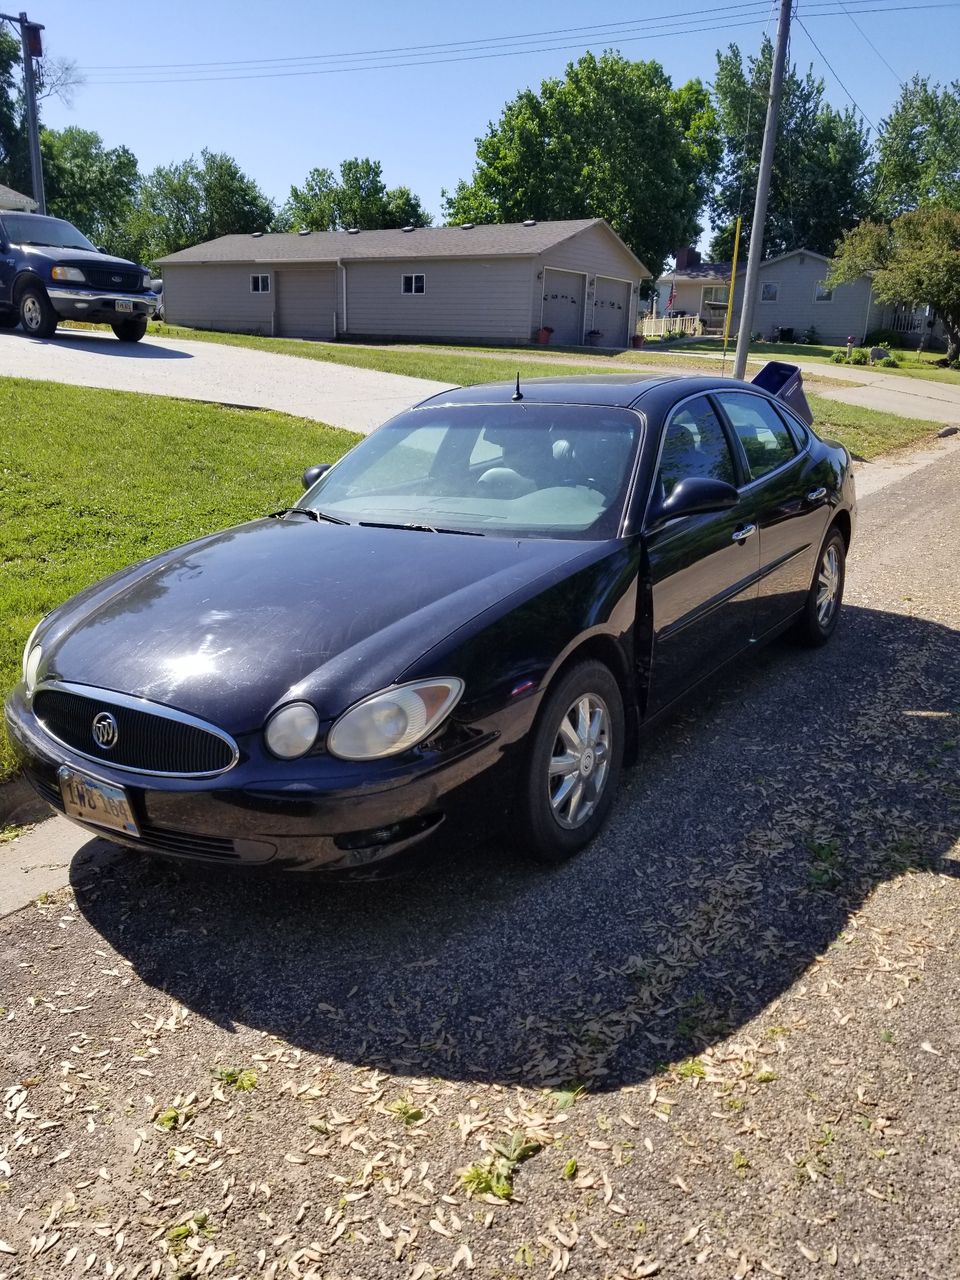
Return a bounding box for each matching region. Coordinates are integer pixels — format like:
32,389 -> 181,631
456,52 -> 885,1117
115,299 -> 133,313
58,767 -> 140,836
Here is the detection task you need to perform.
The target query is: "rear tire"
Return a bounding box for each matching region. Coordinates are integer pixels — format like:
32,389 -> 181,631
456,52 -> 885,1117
795,528 -> 846,647
18,284 -> 58,338
112,318 -> 148,343
519,659 -> 624,864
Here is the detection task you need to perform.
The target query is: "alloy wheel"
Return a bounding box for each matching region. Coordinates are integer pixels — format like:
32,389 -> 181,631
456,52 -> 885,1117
548,693 -> 611,829
22,295 -> 42,331
817,543 -> 841,627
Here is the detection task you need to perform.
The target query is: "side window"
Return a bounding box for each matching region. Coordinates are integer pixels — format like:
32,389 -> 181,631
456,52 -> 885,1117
657,396 -> 736,501
716,392 -> 797,480
344,425 -> 447,494
469,428 -> 504,467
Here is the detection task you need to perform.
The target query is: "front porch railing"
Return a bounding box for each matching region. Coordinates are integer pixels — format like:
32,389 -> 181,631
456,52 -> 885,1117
640,314 -> 704,337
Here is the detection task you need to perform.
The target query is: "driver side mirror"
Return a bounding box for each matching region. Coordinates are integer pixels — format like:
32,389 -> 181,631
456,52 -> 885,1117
302,463 -> 330,490
649,476 -> 739,529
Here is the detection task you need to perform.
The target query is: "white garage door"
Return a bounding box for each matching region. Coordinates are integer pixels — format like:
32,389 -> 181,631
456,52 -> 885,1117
593,277 -> 631,347
277,267 -> 337,339
541,269 -> 585,346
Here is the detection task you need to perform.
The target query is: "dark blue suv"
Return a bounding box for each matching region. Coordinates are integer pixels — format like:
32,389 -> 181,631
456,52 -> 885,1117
0,211 -> 158,342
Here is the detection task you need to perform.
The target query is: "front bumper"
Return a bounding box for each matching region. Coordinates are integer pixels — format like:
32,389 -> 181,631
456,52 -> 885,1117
48,287 -> 158,324
5,684 -> 527,873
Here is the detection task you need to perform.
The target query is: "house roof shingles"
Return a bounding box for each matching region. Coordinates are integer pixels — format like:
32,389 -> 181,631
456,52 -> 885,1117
0,183 -> 37,211
157,218 -> 651,275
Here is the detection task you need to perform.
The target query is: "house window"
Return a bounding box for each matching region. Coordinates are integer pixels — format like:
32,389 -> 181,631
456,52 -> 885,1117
250,274 -> 270,294
402,273 -> 425,295
701,284 -> 730,308
814,281 -> 834,302
760,282 -> 779,303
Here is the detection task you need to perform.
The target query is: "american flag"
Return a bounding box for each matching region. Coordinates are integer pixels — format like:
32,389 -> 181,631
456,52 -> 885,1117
666,281 -> 676,311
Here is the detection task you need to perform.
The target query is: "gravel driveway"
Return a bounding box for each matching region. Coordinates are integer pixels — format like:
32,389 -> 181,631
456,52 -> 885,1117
1,452 -> 958,1279
0,330 -> 449,434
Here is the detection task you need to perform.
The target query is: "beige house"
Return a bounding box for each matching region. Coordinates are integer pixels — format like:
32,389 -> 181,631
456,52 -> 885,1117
0,183 -> 37,212
157,219 -> 651,348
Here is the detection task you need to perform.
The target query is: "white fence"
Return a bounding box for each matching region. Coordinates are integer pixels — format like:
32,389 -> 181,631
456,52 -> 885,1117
888,308 -> 925,334
640,314 -> 704,338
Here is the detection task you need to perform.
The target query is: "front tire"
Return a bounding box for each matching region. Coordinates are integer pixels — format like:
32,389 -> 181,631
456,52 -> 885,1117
795,527 -> 846,647
519,659 -> 625,864
112,318 -> 148,343
18,284 -> 58,338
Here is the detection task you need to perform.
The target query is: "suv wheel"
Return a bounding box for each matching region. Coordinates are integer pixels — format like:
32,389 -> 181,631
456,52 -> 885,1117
112,318 -> 148,343
18,284 -> 58,338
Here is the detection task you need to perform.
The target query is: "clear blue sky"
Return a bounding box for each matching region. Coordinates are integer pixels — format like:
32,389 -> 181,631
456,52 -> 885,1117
32,0 -> 952,238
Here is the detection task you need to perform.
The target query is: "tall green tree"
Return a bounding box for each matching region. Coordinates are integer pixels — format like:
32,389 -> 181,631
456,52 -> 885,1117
709,37 -> 872,261
874,76 -> 960,217
280,156 -> 431,231
442,51 -> 720,277
0,25 -> 82,194
41,127 -> 140,252
829,207 -> 960,363
126,149 -> 274,263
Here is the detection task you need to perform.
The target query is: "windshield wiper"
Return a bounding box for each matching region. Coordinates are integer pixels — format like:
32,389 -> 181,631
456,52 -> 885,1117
269,507 -> 349,526
359,519 -> 483,536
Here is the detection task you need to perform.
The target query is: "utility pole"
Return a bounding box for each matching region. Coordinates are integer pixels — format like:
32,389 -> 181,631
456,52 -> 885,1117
1,10 -> 45,213
732,0 -> 791,380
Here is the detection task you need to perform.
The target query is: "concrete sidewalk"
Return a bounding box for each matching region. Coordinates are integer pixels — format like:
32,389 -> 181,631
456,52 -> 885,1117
0,329 -> 450,434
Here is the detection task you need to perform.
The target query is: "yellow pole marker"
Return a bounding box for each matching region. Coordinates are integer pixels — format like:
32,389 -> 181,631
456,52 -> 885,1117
722,216 -> 742,373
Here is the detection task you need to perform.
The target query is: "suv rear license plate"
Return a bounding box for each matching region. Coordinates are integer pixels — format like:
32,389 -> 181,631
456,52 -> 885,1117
58,767 -> 139,836
115,299 -> 133,313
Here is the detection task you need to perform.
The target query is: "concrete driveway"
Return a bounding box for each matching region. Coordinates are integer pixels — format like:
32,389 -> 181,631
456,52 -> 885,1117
0,328 -> 450,434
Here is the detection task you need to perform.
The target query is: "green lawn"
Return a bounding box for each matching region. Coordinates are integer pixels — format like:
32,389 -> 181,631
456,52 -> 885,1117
139,321 -> 773,381
0,375 -> 938,784
671,338 -> 960,385
0,378 -> 359,782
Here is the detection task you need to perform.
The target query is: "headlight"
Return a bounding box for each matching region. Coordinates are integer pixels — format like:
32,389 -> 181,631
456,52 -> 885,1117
23,640 -> 42,694
264,701 -> 320,759
327,678 -> 464,761
50,266 -> 85,283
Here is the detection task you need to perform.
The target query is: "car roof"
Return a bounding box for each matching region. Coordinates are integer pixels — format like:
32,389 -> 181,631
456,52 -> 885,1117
414,373 -> 757,411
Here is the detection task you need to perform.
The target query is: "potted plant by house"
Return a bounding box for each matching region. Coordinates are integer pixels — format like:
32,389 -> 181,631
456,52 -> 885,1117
535,325 -> 554,344
586,329 -> 603,346
631,333 -> 645,349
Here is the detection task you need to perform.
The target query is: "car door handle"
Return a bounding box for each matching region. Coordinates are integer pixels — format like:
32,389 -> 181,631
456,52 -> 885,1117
806,487 -> 827,502
732,524 -> 757,542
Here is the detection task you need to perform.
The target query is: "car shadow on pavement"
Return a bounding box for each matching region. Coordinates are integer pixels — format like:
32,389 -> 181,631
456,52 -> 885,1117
25,331 -> 192,359
70,605 -> 959,1093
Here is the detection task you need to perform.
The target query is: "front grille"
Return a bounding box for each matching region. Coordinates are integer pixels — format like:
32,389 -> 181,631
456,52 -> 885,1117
33,688 -> 237,777
82,266 -> 142,292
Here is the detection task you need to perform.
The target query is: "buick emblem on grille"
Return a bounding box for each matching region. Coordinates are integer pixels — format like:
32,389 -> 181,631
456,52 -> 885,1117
91,711 -> 119,750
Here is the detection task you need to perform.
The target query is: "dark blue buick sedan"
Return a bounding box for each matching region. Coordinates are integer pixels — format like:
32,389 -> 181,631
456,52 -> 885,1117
5,367 -> 855,872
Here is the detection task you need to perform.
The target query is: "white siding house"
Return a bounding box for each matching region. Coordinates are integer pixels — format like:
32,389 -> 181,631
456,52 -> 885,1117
157,220 -> 651,348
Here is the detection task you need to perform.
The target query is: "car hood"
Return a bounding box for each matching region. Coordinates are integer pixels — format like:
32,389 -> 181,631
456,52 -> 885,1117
22,245 -> 145,273
38,518 -> 606,729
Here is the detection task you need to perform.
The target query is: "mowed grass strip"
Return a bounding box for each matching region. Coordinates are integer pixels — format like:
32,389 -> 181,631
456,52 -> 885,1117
0,377 -> 359,781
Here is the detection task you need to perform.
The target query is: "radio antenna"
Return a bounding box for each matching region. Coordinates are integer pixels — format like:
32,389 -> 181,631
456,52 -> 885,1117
512,371 -> 523,401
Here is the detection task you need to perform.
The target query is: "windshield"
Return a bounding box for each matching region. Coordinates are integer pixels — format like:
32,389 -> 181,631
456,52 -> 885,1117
0,213 -> 96,252
300,403 -> 642,539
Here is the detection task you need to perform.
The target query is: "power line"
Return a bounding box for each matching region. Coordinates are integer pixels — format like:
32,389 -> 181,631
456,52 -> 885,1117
76,2 -> 784,71
837,0 -> 905,87
76,1 -> 958,86
794,14 -> 878,130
